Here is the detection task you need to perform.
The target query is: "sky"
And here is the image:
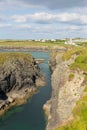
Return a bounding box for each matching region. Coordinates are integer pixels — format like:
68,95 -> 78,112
0,0 -> 87,39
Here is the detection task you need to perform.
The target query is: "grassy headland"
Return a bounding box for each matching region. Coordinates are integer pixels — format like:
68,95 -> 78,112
63,46 -> 87,71
0,52 -> 33,65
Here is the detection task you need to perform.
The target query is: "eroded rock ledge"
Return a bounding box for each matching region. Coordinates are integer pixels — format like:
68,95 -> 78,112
0,52 -> 45,115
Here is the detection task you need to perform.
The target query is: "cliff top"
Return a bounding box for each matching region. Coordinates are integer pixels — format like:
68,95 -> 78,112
0,52 -> 33,65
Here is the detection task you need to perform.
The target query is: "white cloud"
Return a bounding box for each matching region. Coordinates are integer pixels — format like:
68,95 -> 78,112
12,24 -> 31,29
12,12 -> 87,25
0,23 -> 31,29
12,15 -> 27,23
80,15 -> 87,24
0,1 -> 87,39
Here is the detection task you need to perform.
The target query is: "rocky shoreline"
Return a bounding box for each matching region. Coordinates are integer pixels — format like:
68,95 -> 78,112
0,52 -> 46,116
0,46 -> 67,52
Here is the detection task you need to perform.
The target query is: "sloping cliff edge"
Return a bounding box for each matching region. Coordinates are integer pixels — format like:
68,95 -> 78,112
44,49 -> 87,130
0,52 -> 45,116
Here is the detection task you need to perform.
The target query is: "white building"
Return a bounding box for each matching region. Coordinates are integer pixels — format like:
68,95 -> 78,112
51,39 -> 56,42
41,39 -> 46,42
65,38 -> 76,45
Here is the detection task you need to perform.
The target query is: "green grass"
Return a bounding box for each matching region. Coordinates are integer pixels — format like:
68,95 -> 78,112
84,86 -> 87,92
70,52 -> 87,71
75,53 -> 87,63
62,46 -> 87,71
55,93 -> 87,130
68,73 -> 74,80
77,42 -> 87,46
0,40 -> 65,48
0,52 -> 33,65
63,47 -> 86,60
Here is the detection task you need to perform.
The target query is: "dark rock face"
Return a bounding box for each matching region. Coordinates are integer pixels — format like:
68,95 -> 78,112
0,57 -> 43,100
0,88 -> 7,100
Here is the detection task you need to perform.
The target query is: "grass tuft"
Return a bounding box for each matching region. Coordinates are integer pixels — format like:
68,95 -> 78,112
68,73 -> 74,81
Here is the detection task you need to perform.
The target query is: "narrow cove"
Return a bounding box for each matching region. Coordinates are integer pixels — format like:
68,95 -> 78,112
0,51 -> 52,130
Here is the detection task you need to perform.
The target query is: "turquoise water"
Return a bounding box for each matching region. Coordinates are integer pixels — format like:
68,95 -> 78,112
0,51 -> 52,130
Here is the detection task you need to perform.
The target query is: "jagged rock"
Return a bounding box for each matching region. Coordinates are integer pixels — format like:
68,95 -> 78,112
0,53 -> 45,100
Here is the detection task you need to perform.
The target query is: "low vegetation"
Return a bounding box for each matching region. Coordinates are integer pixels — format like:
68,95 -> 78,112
56,92 -> 87,130
68,73 -> 74,81
0,40 -> 65,48
0,52 -> 33,65
84,86 -> 87,92
63,46 -> 87,71
77,42 -> 87,46
70,51 -> 87,72
63,47 -> 86,60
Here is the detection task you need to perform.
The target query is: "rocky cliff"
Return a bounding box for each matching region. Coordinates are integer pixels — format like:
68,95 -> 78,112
0,52 -> 45,115
45,50 -> 86,130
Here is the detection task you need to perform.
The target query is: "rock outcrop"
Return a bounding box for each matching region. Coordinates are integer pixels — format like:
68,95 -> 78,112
45,51 -> 86,130
0,53 -> 45,115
